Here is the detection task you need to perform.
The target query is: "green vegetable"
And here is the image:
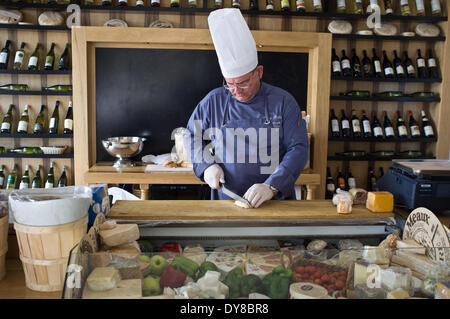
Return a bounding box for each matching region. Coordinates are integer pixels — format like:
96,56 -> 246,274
137,240 -> 153,253
223,267 -> 244,299
262,266 -> 292,299
196,261 -> 218,281
171,256 -> 199,278
241,274 -> 263,296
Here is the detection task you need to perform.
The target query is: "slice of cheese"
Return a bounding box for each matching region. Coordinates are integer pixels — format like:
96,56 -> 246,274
83,279 -> 142,299
366,192 -> 394,213
353,259 -> 389,287
86,267 -> 121,292
99,223 -> 140,247
396,239 -> 426,255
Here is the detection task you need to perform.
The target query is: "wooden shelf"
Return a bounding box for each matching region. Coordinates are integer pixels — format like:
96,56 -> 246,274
332,34 -> 446,42
331,95 -> 440,102
0,133 -> 73,138
328,156 -> 435,161
0,24 -> 69,31
331,76 -> 442,83
328,136 -> 437,142
0,153 -> 73,158
0,90 -> 72,96
0,70 -> 71,75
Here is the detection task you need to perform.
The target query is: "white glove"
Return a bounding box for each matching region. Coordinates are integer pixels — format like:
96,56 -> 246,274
204,164 -> 225,190
243,183 -> 275,208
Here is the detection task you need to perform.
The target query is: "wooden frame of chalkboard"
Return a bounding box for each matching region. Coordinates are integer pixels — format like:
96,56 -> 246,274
72,27 -> 332,199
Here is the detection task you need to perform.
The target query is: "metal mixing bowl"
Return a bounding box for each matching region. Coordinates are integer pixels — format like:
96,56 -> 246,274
101,136 -> 147,167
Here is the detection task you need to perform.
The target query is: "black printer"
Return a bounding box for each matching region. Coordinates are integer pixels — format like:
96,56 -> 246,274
376,160 -> 450,213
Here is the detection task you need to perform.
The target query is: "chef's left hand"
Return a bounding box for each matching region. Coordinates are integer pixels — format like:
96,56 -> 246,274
243,183 -> 274,208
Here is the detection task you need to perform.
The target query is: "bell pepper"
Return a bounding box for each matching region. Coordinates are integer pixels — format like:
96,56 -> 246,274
196,261 -> 218,281
171,256 -> 199,278
262,266 -> 292,299
159,265 -> 187,289
241,274 -> 263,296
223,267 -> 244,299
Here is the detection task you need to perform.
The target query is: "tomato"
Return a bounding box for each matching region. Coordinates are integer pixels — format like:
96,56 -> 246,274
314,279 -> 322,285
306,266 -> 316,274
330,277 -> 336,284
293,273 -> 302,282
321,274 -> 330,283
338,276 -> 347,283
295,266 -> 305,274
331,272 -> 340,277
335,280 -> 345,290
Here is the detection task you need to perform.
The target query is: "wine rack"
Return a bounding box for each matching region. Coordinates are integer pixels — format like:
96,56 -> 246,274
0,70 -> 71,75
0,134 -> 72,138
330,96 -> 441,102
328,136 -> 437,143
0,90 -> 72,96
331,75 -> 442,83
0,153 -> 73,158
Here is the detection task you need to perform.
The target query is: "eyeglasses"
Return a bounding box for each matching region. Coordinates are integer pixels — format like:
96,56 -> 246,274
223,70 -> 257,91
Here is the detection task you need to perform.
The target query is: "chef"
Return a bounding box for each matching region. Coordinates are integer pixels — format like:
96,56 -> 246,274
185,8 -> 308,208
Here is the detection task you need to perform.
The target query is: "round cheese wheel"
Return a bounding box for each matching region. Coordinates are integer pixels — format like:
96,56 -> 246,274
0,10 -> 23,24
290,283 -> 329,299
356,30 -> 373,35
373,23 -> 398,36
38,11 -> 64,26
104,19 -> 128,27
415,23 -> 441,37
402,32 -> 416,37
328,20 -> 352,34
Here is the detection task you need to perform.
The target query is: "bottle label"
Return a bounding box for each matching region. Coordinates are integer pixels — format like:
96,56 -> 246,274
424,125 -> 434,136
34,123 -> 43,132
152,0 -> 160,3
45,56 -> 54,68
363,120 -> 371,133
337,0 -> 345,7
14,51 -> 24,64
45,181 -> 54,189
348,178 -> 356,189
341,120 -> 350,130
428,58 -> 436,67
119,0 -> 127,2
396,65 -> 405,75
266,4 -> 273,9
281,0 -> 289,7
411,125 -> 420,136
7,176 -> 15,188
296,0 -> 305,8
415,0 -> 424,10
332,61 -> 341,73
0,52 -> 7,64
370,0 -> 378,5
28,56 -> 38,67
417,58 -> 425,68
356,0 -> 362,3
50,118 -> 56,129
374,127 -> 383,136
327,183 -> 335,192
374,61 -> 382,73
341,59 -> 350,70
407,65 -> 415,74
352,120 -> 361,132
189,0 -> 196,3
19,182 -> 28,190
64,119 -> 73,130
398,126 -> 408,136
385,127 -> 395,136
232,0 -> 240,5
400,0 -> 408,5
385,67 -> 394,75
1,122 -> 10,131
331,119 -> 339,132
431,0 -> 441,11
18,121 -> 28,132
0,177 -> 4,187
313,0 -> 321,6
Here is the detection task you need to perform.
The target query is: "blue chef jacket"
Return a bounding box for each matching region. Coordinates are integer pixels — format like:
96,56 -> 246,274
185,82 -> 309,200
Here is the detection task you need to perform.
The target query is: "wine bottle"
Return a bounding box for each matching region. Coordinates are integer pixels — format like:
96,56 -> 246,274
383,111 -> 395,138
213,0 -> 222,8
351,109 -> 362,138
330,109 -> 340,137
64,101 -> 73,134
0,40 -> 11,70
347,169 -> 356,190
102,0 -> 112,5
281,0 -> 290,11
372,48 -> 383,78
170,0 -> 180,5
400,0 -> 411,15
19,165 -> 30,190
340,109 -> 351,138
44,42 -> 55,71
0,84 -> 29,91
0,165 -> 4,189
117,0 -> 128,5
372,111 -> 384,138
431,0 -> 442,16
313,0 -> 323,12
382,50 -> 394,79
337,0 -> 346,13
427,49 -> 439,79
421,110 -> 435,138
250,0 -> 258,10
404,51 -> 416,78
58,165 -> 68,187
152,0 -> 161,7
1,104 -> 14,134
17,104 -> 30,134
331,48 -> 342,76
383,0 -> 393,14
362,50 -> 373,78
325,167 -> 335,199
415,0 -> 425,15
408,110 -> 421,138
13,42 -> 25,70
351,49 -> 362,78
28,43 -> 40,71
188,0 -> 197,8
417,49 -> 427,78
266,0 -> 274,10
337,169 -> 346,190
232,0 -> 240,8
396,111 -> 408,138
393,50 -> 405,78
353,0 -> 363,14
32,165 -> 42,189
341,50 -> 352,77
49,101 -> 60,134
296,0 -> 306,12
43,85 -> 72,92
368,167 -> 377,191
45,162 -> 55,189
8,147 -> 42,155
6,165 -> 17,190
33,105 -> 46,134
58,43 -> 70,71
361,110 -> 372,138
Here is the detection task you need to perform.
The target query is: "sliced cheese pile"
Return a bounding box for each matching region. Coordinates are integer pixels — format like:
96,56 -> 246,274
290,283 -> 329,299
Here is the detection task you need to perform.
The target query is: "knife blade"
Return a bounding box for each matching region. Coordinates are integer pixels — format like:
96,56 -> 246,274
221,184 -> 252,208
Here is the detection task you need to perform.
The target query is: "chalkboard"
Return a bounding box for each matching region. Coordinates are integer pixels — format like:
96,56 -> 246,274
95,48 -> 308,161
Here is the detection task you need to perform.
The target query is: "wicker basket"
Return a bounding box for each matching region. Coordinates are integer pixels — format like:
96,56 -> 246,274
40,145 -> 67,155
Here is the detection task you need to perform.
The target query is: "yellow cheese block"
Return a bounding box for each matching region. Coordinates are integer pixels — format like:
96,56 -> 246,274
387,289 -> 410,299
366,192 -> 394,213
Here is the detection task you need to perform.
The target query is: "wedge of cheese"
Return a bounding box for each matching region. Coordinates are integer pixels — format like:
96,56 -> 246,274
99,223 -> 140,247
86,267 -> 121,292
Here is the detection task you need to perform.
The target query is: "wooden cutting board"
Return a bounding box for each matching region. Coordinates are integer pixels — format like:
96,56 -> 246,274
109,200 -> 394,221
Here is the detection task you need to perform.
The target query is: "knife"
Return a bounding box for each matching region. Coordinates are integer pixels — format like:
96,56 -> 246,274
220,184 -> 252,208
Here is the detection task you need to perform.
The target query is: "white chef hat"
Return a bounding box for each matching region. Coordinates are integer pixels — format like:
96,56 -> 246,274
208,9 -> 258,79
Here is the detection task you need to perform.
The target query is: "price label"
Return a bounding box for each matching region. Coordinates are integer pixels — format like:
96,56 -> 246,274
0,52 -> 8,64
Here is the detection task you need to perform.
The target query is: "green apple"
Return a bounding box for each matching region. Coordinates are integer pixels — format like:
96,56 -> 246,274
139,255 -> 152,263
143,275 -> 161,296
149,255 -> 167,276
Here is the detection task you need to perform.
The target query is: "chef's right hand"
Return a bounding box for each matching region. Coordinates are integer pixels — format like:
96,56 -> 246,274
204,164 -> 225,190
